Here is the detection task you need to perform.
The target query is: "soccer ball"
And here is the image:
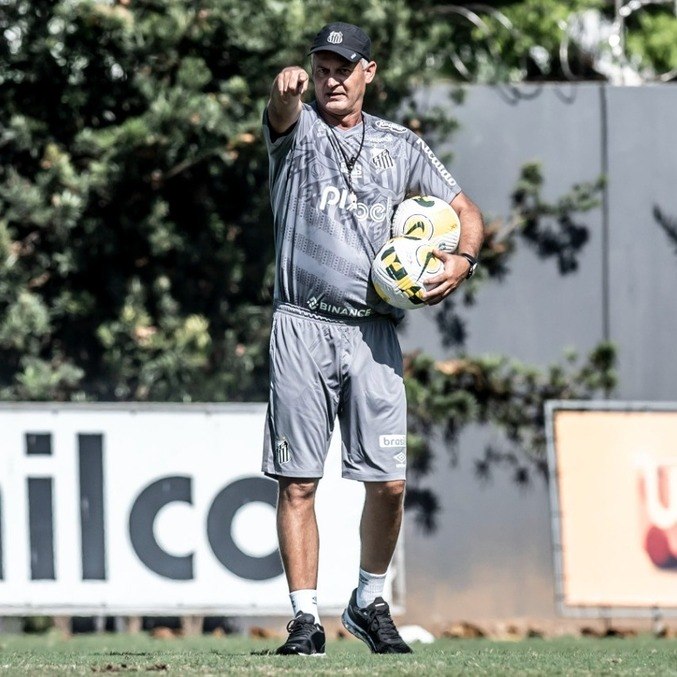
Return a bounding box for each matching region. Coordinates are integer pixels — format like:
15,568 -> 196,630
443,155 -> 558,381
371,236 -> 444,310
391,195 -> 460,252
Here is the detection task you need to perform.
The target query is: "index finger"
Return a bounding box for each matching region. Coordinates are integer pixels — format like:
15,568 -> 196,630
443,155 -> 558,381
282,68 -> 308,93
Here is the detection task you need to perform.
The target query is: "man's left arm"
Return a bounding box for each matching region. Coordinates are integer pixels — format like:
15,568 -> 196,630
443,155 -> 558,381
421,191 -> 485,306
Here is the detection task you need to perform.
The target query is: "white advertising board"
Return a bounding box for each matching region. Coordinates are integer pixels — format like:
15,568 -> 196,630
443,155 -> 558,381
0,403 -> 399,615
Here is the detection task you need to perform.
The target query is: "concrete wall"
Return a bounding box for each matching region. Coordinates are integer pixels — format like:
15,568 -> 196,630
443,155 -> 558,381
399,83 -> 677,626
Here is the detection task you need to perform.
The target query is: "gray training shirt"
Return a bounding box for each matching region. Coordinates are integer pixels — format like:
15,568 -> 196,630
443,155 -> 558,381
263,102 -> 462,321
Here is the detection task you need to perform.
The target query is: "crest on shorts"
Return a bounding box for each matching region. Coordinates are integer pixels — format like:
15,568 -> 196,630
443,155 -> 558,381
276,437 -> 291,465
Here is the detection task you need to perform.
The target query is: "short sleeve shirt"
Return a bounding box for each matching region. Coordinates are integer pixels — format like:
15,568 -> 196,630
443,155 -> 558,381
263,102 -> 462,320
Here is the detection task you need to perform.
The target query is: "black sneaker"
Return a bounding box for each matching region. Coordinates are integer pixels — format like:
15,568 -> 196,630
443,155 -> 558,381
341,589 -> 413,654
275,612 -> 326,656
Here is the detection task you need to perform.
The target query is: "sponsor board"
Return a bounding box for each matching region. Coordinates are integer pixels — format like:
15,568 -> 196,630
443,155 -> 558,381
0,404 -> 402,615
545,401 -> 677,615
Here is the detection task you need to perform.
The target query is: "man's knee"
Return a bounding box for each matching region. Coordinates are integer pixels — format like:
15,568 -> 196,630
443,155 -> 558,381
278,477 -> 319,509
366,480 -> 406,505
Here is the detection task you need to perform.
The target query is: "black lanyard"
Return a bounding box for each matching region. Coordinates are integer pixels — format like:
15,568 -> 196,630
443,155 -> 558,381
325,116 -> 366,203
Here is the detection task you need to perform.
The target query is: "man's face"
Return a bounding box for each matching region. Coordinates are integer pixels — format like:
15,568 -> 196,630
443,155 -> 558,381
311,51 -> 376,119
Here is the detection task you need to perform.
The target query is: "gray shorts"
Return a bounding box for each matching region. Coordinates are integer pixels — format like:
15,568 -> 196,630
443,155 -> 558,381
262,303 -> 407,481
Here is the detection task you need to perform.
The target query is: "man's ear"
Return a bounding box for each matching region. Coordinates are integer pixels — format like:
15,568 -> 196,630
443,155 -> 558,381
364,61 -> 377,84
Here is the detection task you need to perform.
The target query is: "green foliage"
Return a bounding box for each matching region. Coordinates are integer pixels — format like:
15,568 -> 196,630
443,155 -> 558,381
405,343 -> 617,531
419,0 -> 606,82
0,0 -> 621,404
511,162 -> 605,274
495,0 -> 605,78
407,344 -> 617,465
0,0 -> 476,402
0,0 -> 294,400
414,2 -> 677,83
626,8 -> 677,76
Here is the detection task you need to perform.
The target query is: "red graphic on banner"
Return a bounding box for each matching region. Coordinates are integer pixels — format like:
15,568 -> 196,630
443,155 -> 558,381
637,460 -> 677,569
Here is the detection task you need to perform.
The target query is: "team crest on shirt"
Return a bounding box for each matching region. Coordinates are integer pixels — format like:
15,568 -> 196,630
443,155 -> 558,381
371,148 -> 395,171
276,438 -> 291,465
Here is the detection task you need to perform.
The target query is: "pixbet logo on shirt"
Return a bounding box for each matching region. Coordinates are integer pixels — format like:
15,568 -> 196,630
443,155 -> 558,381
319,185 -> 388,222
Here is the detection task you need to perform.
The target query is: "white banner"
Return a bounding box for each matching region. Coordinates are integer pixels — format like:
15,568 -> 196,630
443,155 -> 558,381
0,403 -> 398,615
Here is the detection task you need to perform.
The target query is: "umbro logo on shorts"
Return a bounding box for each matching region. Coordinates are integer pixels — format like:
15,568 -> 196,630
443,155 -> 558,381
393,451 -> 407,468
276,438 -> 291,464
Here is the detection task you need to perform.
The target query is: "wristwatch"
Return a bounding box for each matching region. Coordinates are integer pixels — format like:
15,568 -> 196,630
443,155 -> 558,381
458,252 -> 478,279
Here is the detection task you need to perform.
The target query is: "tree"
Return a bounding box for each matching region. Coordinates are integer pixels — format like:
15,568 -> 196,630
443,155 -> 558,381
0,0 -> 293,400
0,0 -> 476,401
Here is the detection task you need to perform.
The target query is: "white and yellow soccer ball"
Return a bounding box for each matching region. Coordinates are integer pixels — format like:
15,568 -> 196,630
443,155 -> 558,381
391,195 -> 461,252
371,236 -> 444,310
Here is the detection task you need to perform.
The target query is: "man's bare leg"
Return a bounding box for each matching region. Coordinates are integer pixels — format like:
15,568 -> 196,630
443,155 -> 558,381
276,477 -> 321,614
360,480 -> 406,574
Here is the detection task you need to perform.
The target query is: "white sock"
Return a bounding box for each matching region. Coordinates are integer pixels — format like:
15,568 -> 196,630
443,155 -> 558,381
289,589 -> 320,626
356,568 -> 387,608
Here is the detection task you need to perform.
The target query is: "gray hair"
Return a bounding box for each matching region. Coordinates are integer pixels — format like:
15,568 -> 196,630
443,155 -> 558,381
310,54 -> 370,70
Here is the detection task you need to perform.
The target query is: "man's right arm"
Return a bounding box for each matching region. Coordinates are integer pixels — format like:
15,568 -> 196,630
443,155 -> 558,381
267,66 -> 309,135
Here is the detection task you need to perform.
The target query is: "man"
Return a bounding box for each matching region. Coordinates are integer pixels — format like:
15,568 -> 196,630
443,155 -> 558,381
261,22 -> 484,655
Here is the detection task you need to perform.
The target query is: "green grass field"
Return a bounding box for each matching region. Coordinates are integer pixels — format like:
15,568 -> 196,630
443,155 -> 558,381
0,633 -> 676,675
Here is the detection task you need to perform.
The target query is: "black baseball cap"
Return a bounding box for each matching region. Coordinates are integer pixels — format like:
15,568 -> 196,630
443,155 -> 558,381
309,22 -> 371,63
